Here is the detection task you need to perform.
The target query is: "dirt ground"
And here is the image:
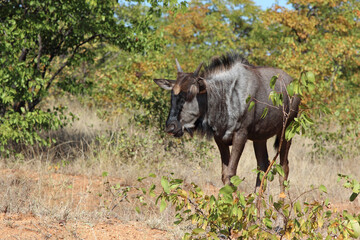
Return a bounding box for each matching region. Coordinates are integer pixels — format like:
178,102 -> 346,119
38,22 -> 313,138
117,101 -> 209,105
0,166 -> 359,240
0,213 -> 166,240
0,168 -> 169,240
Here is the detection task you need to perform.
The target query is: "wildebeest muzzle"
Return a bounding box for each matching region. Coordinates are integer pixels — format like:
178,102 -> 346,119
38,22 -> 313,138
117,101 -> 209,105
165,120 -> 183,137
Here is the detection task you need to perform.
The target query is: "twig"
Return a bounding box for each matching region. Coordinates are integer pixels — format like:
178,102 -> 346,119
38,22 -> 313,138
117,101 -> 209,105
256,77 -> 294,214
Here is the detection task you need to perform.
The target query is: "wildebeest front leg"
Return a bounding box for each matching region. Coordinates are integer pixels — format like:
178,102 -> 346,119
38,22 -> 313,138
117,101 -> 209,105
216,131 -> 247,185
214,136 -> 230,184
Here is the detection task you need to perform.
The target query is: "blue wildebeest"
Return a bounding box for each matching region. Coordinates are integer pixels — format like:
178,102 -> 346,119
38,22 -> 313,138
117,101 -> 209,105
154,53 -> 300,193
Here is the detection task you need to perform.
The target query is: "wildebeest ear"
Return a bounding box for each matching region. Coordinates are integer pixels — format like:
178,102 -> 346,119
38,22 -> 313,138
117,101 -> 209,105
187,84 -> 199,101
197,78 -> 207,94
153,79 -> 176,91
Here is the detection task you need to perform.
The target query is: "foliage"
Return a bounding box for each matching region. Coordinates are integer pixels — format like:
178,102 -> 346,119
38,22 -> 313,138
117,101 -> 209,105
137,173 -> 360,239
0,0 -> 185,152
338,174 -> 360,202
1,0 -> 357,161
249,0 -> 360,159
0,0 -> 114,150
1,0 -> 359,237
161,0 -> 261,66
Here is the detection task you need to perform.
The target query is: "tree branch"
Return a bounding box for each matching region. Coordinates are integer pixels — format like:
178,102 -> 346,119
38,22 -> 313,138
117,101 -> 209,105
37,33 -> 42,71
19,48 -> 28,62
28,34 -> 101,111
15,46 -> 29,113
45,34 -> 101,92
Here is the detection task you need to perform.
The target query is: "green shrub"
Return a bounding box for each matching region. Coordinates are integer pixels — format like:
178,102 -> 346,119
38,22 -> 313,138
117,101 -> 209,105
139,173 -> 360,239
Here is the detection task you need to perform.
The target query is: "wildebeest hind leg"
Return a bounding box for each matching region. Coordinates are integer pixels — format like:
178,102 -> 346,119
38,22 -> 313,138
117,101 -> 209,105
253,140 -> 270,191
279,139 -> 292,195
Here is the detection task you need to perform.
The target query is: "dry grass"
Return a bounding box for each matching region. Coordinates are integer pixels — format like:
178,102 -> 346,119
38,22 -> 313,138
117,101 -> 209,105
0,97 -> 359,238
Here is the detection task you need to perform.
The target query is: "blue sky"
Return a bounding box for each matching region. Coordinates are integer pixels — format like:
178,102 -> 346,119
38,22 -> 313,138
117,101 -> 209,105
252,0 -> 291,9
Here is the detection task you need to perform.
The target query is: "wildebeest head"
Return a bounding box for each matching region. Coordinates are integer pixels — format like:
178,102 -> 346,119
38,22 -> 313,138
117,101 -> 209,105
154,59 -> 207,137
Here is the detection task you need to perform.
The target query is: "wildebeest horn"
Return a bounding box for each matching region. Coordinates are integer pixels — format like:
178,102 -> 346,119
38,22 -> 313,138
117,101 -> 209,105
193,62 -> 203,76
175,58 -> 183,72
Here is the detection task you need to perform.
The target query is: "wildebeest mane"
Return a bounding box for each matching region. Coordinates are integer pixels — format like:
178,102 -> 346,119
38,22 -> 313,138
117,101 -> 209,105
204,52 -> 252,76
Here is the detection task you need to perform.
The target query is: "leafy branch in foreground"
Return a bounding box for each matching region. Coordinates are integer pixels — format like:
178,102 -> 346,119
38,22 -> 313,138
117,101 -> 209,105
147,173 -> 360,239
337,174 -> 360,202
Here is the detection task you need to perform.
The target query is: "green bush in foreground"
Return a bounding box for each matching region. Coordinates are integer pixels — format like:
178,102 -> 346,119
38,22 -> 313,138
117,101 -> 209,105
136,173 -> 359,240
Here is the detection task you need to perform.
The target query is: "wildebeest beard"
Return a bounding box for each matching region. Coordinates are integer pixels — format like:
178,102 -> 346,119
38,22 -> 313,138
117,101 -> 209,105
166,90 -> 210,138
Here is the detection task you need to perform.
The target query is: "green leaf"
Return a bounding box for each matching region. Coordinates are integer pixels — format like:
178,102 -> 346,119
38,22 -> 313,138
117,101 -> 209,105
230,176 -> 243,187
307,82 -> 315,92
183,233 -> 190,240
148,173 -> 156,178
352,180 -> 360,194
174,220 -> 182,225
263,217 -> 273,229
350,192 -> 359,202
319,185 -> 327,193
302,114 -> 314,125
349,219 -> 360,238
219,185 -> 235,196
209,195 -> 216,207
285,121 -> 300,141
102,171 -> 108,177
320,104 -> 331,114
137,176 -> 146,182
270,75 -> 278,89
248,224 -> 259,232
192,228 -> 205,234
171,179 -> 183,189
149,184 -> 156,197
161,176 -> 170,194
287,82 -> 294,96
159,198 -> 167,212
246,95 -> 252,103
135,206 -> 140,213
140,187 -> 146,194
274,201 -> 283,211
275,164 -> 284,177
260,107 -> 268,119
294,201 -> 301,215
248,101 -> 255,112
306,71 -> 315,83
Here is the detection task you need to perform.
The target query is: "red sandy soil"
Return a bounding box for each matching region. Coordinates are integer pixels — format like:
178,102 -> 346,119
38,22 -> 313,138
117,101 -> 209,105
0,168 -> 168,240
0,213 -> 166,240
0,168 -> 359,239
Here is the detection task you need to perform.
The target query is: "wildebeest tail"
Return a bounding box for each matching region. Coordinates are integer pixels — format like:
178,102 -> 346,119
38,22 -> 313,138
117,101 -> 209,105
274,135 -> 280,151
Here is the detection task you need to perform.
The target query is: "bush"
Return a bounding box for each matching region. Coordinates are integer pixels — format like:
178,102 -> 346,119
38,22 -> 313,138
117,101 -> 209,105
139,173 -> 360,239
